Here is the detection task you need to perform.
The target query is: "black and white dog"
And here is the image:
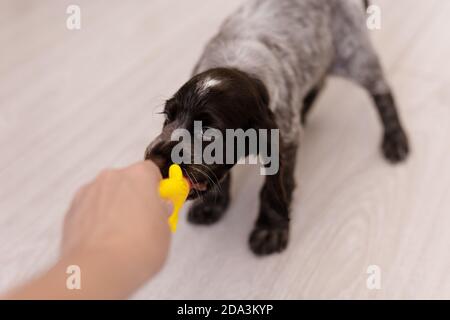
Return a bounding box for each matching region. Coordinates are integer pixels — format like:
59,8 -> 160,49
145,0 -> 409,255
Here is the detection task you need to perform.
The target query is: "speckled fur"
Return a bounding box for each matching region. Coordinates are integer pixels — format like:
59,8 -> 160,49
194,0 -> 390,145
148,0 -> 409,255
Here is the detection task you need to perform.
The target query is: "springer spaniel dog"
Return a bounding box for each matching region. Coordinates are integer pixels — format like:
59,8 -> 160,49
145,0 -> 409,255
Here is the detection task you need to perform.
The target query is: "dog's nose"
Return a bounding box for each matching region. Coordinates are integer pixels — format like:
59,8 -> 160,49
145,141 -> 162,160
145,143 -> 172,177
150,154 -> 166,169
147,154 -> 170,177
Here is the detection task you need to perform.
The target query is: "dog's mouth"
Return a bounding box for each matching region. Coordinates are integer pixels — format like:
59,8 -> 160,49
183,167 -> 229,199
187,180 -> 209,199
190,181 -> 208,191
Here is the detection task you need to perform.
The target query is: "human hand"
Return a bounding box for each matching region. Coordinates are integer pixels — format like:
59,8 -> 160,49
61,161 -> 172,283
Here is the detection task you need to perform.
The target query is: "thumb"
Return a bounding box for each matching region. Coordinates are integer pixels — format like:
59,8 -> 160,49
162,200 -> 174,216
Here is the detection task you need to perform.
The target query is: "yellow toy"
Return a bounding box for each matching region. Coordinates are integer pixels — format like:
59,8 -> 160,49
158,164 -> 190,232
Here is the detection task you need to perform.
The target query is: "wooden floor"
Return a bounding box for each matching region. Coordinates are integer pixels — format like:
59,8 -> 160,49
1,0 -> 449,299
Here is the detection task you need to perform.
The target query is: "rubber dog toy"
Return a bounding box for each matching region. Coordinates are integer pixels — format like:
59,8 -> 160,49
159,164 -> 190,232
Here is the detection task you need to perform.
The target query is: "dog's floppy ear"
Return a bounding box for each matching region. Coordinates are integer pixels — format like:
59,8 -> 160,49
249,76 -> 278,131
251,76 -> 270,110
249,76 -> 289,205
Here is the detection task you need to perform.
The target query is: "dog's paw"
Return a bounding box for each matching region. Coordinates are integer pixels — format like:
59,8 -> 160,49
249,226 -> 289,256
382,129 -> 410,163
187,201 -> 227,225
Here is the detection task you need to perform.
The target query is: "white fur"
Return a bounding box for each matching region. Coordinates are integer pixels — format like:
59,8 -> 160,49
197,77 -> 221,96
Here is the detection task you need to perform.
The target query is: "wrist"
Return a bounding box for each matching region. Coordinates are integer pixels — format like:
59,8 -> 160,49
57,246 -> 148,299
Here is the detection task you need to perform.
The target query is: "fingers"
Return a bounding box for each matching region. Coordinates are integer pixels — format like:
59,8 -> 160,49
124,161 -> 162,180
120,161 -> 163,201
161,200 -> 174,217
69,160 -> 168,219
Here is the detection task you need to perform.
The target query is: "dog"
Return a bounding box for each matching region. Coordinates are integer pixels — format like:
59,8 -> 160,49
145,0 -> 409,255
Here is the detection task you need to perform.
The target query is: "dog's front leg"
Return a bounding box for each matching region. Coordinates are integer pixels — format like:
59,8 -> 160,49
249,144 -> 298,255
187,173 -> 231,225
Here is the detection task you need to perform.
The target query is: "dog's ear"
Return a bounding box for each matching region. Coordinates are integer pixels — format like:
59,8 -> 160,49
250,78 -> 288,205
249,76 -> 278,131
251,76 -> 270,110
248,75 -> 285,173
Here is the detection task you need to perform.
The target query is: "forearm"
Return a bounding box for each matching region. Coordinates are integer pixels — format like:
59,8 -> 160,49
5,248 -> 155,300
4,161 -> 171,300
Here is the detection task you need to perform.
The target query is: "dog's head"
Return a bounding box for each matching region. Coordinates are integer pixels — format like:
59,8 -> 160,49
145,67 -> 276,199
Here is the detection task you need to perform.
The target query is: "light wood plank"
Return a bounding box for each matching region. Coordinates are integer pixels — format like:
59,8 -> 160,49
0,0 -> 449,299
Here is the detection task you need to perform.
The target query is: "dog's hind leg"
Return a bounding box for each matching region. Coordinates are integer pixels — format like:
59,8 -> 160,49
370,91 -> 409,163
331,9 -> 409,163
